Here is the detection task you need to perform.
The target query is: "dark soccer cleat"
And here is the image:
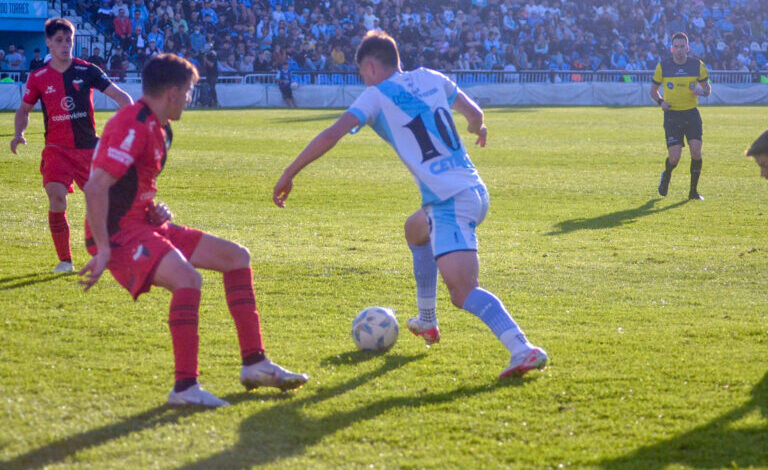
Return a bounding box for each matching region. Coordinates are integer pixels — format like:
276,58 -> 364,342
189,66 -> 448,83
689,191 -> 704,201
658,171 -> 670,196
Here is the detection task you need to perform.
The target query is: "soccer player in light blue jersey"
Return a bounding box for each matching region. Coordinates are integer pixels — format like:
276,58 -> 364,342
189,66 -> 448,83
273,30 -> 547,379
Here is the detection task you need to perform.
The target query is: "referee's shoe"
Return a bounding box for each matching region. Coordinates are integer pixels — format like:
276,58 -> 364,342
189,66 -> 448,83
658,171 -> 671,196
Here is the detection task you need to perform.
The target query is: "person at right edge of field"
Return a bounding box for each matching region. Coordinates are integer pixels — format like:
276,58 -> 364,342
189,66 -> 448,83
650,32 -> 711,201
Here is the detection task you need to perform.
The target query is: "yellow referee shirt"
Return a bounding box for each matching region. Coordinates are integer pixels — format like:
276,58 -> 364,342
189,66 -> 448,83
652,57 -> 709,111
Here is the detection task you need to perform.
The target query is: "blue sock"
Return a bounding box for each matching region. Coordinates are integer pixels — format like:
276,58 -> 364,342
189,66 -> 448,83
462,287 -> 529,355
409,243 -> 437,325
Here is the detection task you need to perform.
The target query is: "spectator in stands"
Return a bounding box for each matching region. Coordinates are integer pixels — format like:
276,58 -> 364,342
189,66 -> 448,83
29,48 -> 45,71
610,43 -> 629,69
114,9 -> 133,50
238,53 -> 254,73
98,0 -> 114,34
484,46 -> 502,70
147,24 -> 164,51
6,45 -> 24,71
130,9 -> 146,35
109,45 -> 127,81
112,0 -> 128,18
130,0 -> 148,25
254,49 -> 270,72
0,49 -> 6,70
189,24 -> 205,53
146,39 -> 161,58
88,46 -> 107,71
276,62 -> 296,108
201,51 -> 218,107
200,2 -> 218,25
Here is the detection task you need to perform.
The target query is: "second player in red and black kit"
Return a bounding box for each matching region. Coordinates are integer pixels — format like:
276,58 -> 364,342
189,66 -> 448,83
11,18 -> 133,273
79,54 -> 308,407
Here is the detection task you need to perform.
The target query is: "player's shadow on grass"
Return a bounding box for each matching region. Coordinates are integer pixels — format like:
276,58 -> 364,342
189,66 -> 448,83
273,112 -> 342,123
600,371 -> 768,469
178,353 -> 525,470
547,198 -> 689,236
0,405 -> 210,470
0,271 -> 74,291
320,349 -> 397,366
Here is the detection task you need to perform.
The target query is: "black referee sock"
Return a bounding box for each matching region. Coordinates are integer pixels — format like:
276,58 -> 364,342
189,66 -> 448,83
690,159 -> 702,193
665,157 -> 678,174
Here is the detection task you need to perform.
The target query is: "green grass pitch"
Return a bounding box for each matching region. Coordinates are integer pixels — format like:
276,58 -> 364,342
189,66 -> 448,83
1,106 -> 767,469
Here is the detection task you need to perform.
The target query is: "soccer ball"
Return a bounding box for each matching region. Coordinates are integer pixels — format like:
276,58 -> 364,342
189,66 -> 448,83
352,307 -> 398,351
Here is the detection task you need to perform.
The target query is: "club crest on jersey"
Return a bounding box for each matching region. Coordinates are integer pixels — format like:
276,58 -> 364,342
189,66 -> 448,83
132,244 -> 151,261
60,96 -> 75,111
667,82 -> 674,89
120,128 -> 136,151
45,85 -> 56,94
72,79 -> 84,91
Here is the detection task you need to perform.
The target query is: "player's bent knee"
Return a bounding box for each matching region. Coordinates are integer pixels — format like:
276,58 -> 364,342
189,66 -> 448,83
175,268 -> 202,290
232,244 -> 251,267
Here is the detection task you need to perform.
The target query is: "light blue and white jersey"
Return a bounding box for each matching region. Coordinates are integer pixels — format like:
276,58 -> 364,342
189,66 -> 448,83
346,67 -> 483,206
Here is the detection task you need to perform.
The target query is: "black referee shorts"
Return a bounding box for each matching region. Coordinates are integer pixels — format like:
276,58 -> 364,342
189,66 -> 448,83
663,108 -> 703,148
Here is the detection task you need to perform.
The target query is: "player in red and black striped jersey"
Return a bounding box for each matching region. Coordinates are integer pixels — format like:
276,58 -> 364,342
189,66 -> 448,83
10,18 -> 133,273
79,54 -> 308,407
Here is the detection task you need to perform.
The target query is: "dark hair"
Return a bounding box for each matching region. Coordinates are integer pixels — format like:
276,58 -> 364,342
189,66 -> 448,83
355,30 -> 400,68
44,18 -> 75,38
142,53 -> 199,96
671,32 -> 689,44
746,130 -> 768,157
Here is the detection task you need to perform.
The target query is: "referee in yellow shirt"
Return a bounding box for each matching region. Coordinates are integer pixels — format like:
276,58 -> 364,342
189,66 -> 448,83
650,32 -> 711,200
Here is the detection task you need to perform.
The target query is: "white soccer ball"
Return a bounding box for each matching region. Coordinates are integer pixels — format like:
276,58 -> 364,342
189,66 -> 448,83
352,306 -> 398,351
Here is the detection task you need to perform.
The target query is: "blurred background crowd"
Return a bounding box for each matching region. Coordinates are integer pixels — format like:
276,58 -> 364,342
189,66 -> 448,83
4,0 -> 768,79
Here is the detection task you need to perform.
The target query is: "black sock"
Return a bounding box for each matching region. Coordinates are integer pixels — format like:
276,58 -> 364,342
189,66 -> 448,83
690,159 -> 702,193
665,157 -> 677,174
174,377 -> 198,393
242,352 -> 267,366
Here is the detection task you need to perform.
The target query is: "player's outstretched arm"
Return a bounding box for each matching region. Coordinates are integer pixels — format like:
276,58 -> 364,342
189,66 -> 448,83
273,112 -> 359,207
451,89 -> 487,147
11,102 -> 33,154
103,84 -> 134,108
79,168 -> 117,291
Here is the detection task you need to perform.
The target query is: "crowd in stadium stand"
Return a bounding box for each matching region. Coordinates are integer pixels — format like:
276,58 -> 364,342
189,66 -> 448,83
65,0 -> 768,80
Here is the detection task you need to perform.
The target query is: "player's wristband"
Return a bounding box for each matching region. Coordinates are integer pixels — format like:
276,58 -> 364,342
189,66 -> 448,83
655,98 -> 663,106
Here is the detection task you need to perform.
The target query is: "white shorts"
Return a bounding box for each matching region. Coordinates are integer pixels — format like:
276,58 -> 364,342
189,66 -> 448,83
424,184 -> 489,258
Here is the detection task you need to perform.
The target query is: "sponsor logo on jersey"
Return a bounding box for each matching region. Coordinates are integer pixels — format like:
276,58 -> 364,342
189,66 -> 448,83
72,78 -> 84,92
75,65 -> 88,71
120,128 -> 136,151
106,146 -> 135,165
52,111 -> 88,121
60,96 -> 76,111
45,85 -> 56,94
